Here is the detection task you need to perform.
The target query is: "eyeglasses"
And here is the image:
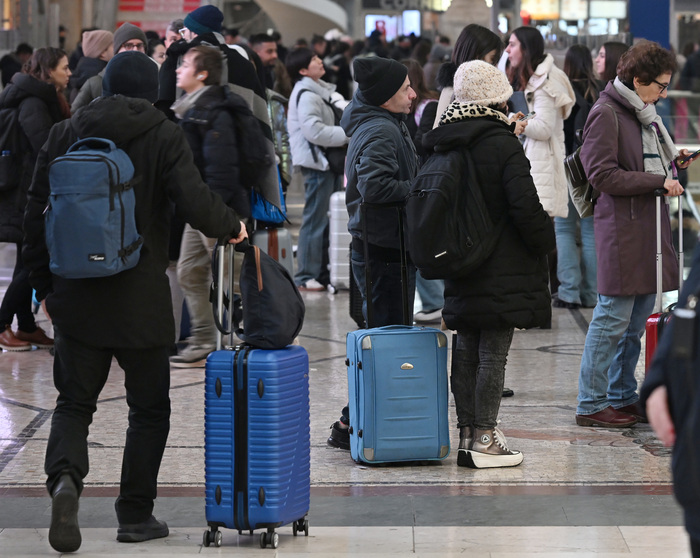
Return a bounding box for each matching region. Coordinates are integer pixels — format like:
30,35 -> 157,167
121,41 -> 145,52
178,28 -> 188,38
652,79 -> 669,93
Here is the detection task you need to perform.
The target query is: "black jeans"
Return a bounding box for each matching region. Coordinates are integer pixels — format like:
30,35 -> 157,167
44,329 -> 171,524
451,328 -> 514,429
0,243 -> 36,331
340,248 -> 416,424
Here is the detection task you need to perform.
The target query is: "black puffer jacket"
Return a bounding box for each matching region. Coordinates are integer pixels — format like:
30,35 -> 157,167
68,56 -> 107,102
423,112 -> 555,330
23,95 -> 242,348
0,73 -> 67,243
179,85 -> 250,219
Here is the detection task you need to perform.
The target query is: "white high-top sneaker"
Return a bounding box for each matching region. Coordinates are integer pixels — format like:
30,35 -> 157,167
466,425 -> 523,469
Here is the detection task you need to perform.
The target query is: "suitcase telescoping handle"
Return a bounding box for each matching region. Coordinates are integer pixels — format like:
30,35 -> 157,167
213,242 -> 236,350
360,201 -> 410,328
654,189 -> 683,314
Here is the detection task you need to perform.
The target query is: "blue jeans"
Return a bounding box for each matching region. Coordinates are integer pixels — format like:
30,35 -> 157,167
554,198 -> 597,307
416,274 -> 444,312
576,293 -> 656,415
295,168 -> 340,285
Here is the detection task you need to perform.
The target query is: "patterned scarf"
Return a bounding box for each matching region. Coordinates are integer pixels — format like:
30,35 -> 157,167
613,77 -> 678,178
439,102 -> 512,127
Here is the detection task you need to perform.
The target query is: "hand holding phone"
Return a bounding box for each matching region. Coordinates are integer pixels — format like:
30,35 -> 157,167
519,111 -> 536,121
680,148 -> 700,165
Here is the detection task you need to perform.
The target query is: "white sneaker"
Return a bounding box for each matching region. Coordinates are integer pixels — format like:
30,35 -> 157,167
463,425 -> 523,469
298,279 -> 325,292
414,308 -> 442,323
169,344 -> 215,368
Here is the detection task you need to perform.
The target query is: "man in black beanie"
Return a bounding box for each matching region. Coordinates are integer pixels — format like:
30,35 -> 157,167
23,51 -> 247,552
326,56 -> 418,450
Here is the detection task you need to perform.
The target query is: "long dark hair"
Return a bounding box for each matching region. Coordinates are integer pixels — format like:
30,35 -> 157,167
507,26 -> 545,91
401,58 -> 437,113
452,24 -> 503,65
600,41 -> 628,83
564,44 -> 599,103
25,47 -> 67,85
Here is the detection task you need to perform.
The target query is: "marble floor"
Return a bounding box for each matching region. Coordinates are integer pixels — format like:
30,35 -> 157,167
0,175 -> 692,556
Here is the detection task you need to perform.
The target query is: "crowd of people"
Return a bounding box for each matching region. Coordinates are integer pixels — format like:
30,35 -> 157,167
1,4 -> 700,554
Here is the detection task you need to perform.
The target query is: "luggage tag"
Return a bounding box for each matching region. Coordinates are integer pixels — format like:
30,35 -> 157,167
670,294 -> 698,359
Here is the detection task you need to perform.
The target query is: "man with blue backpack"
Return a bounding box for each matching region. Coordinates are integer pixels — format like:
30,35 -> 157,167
22,51 -> 247,553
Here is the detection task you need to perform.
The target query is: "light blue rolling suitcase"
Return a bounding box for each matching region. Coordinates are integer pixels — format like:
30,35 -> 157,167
345,202 -> 450,464
346,325 -> 450,463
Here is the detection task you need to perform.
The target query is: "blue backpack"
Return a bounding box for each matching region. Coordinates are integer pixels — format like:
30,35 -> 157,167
45,137 -> 143,278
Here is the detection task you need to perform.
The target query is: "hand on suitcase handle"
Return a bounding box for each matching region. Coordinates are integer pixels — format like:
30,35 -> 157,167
660,181 -> 683,197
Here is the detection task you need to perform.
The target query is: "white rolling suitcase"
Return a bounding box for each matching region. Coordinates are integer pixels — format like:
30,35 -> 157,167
328,191 -> 351,290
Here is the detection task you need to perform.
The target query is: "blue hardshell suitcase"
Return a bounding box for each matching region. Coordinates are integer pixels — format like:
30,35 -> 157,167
346,325 -> 450,464
203,344 -> 310,548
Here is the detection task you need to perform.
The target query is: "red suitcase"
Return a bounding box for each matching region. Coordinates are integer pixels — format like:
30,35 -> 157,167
644,191 -> 684,373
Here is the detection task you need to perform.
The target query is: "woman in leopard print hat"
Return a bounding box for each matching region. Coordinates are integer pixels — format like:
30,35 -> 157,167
422,60 -> 555,470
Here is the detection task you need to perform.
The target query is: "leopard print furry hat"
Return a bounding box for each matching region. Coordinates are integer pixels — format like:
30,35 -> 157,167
453,60 -> 512,107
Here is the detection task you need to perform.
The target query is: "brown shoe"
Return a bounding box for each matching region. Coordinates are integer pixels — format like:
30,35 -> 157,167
576,405 -> 637,428
616,402 -> 648,423
15,326 -> 54,349
0,326 -> 31,351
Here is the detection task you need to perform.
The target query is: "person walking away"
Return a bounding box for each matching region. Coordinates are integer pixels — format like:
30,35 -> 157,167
575,40 -> 692,428
169,45 -> 252,368
67,30 -> 113,104
286,47 -> 349,291
424,60 -> 554,468
0,47 -> 72,351
22,51 -> 248,553
326,56 -> 418,449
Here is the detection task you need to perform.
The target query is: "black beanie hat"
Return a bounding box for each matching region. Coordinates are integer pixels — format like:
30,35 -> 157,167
102,52 -> 159,103
353,57 -> 408,106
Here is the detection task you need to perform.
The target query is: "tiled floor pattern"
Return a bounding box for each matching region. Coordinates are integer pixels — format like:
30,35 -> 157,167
0,176 -> 690,556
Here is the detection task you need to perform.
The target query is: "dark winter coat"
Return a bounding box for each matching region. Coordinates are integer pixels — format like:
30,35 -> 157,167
580,81 -> 679,296
179,85 -> 251,219
641,243 -> 700,538
341,90 -> 418,251
0,73 -> 67,244
68,56 -> 107,102
423,113 -> 555,331
22,95 -> 242,348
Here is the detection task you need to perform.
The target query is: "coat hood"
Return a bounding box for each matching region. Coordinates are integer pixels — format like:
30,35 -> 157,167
422,114 -> 512,154
71,95 -> 166,144
340,89 -> 406,138
0,73 -> 57,109
526,54 -> 575,119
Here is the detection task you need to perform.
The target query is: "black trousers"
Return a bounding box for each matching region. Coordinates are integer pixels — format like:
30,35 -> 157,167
44,328 -> 171,524
0,243 -> 36,331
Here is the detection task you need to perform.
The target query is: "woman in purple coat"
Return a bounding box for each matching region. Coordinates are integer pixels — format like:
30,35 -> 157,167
575,41 -> 698,428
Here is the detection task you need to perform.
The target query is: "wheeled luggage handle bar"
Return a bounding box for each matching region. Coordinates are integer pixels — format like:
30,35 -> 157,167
654,189 -> 684,314
359,201 -> 410,328
213,243 -> 236,350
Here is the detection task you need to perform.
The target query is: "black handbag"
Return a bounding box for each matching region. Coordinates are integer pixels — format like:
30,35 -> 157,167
564,145 -> 598,219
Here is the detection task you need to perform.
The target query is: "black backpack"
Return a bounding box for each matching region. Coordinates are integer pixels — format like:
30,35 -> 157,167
0,107 -> 30,192
405,148 -> 504,280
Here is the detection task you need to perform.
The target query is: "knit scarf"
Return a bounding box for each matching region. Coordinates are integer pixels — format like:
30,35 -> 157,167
613,77 -> 678,178
439,102 -> 511,127
171,85 -> 212,120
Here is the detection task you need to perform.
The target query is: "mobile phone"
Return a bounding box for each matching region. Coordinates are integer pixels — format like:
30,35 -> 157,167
519,111 -> 536,121
681,148 -> 700,164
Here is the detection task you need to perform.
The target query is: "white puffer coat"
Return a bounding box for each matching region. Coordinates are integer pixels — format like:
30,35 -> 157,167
520,54 -> 575,218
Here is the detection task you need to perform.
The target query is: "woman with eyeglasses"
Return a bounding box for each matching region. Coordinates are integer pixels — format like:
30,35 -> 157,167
575,40 -> 699,429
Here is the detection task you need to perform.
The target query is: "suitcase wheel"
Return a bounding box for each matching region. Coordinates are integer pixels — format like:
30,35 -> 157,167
292,518 -> 309,537
203,528 -> 222,547
259,531 -> 279,549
